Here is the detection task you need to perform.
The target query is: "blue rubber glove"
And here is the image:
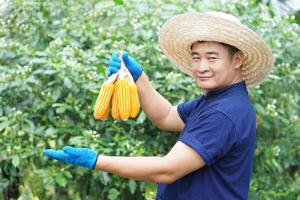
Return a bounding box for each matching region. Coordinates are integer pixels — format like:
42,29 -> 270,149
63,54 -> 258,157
107,51 -> 143,81
43,146 -> 98,170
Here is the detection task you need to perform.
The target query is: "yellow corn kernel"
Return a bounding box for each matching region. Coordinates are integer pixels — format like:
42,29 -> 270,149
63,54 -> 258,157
116,79 -> 131,120
93,82 -> 114,120
129,83 -> 140,118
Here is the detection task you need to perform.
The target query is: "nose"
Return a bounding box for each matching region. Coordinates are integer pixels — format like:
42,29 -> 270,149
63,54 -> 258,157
195,60 -> 209,73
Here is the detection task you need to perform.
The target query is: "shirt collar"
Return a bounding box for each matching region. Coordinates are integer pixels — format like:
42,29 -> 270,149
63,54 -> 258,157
203,81 -> 247,99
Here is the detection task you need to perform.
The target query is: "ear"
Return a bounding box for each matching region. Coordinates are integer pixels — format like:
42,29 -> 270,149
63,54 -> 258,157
232,51 -> 245,69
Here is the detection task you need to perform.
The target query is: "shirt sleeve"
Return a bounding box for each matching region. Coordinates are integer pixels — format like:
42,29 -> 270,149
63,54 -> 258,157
178,111 -> 237,166
177,97 -> 200,123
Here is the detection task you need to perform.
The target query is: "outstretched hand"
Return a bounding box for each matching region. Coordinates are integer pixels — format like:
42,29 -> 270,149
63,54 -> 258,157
43,146 -> 98,170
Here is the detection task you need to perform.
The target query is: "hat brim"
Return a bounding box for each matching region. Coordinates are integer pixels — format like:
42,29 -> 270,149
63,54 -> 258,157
158,12 -> 273,88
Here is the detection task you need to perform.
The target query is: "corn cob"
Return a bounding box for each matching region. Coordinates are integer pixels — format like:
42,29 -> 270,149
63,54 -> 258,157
100,99 -> 111,120
129,82 -> 140,118
111,81 -> 120,120
93,82 -> 114,120
122,60 -> 140,118
116,79 -> 131,120
93,51 -> 140,121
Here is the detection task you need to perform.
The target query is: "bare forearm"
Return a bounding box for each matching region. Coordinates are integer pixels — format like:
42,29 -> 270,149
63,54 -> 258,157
94,155 -> 172,183
136,72 -> 172,125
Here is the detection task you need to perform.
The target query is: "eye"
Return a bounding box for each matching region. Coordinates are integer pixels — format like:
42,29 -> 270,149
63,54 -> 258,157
192,57 -> 200,60
208,57 -> 217,61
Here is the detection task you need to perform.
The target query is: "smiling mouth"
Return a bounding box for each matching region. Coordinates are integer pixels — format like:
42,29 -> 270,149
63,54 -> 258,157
197,76 -> 212,79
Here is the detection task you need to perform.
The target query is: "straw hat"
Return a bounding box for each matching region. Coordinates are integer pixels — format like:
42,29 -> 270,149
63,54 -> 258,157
158,11 -> 273,88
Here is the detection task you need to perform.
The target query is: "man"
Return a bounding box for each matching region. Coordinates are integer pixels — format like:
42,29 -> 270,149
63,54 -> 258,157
44,11 -> 273,199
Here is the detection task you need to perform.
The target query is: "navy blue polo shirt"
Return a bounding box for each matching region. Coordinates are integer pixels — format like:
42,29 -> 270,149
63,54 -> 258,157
156,81 -> 256,200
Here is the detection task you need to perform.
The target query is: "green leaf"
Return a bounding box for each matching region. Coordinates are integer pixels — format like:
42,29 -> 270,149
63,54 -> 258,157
128,179 -> 136,194
22,119 -> 35,132
44,69 -> 58,75
254,103 -> 265,114
136,111 -> 146,124
144,182 -> 157,200
96,64 -> 106,76
52,89 -> 61,101
12,155 -> 20,167
56,174 -> 67,187
1,0 -> 300,199
101,172 -> 110,185
17,184 -> 33,200
45,127 -> 58,137
56,106 -> 68,114
31,57 -> 48,64
268,74 -> 281,80
113,0 -> 124,5
63,77 -> 73,89
0,120 -> 10,132
82,83 -> 100,90
108,188 -> 120,200
0,85 -> 7,93
0,179 -> 10,191
271,158 -> 283,173
69,136 -> 85,146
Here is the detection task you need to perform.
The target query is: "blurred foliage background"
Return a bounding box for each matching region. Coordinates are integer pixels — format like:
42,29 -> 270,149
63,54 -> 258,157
0,0 -> 299,199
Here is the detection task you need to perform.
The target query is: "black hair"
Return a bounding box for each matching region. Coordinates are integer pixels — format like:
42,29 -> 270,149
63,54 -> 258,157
191,41 -> 240,58
219,42 -> 240,58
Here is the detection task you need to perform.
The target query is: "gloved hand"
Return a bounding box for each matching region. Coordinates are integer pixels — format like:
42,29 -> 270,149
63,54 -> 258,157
43,146 -> 98,170
107,51 -> 143,81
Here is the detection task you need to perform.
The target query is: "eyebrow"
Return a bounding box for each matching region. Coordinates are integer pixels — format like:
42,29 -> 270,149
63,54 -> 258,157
191,51 -> 220,56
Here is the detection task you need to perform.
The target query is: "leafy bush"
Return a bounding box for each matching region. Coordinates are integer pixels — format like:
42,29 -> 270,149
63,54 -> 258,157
0,0 -> 299,199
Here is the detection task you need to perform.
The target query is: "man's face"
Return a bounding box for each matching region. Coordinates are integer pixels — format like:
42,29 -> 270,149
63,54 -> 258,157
191,41 -> 243,94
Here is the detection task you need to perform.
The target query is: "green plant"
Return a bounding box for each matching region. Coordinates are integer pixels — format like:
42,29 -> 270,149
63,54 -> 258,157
0,0 -> 299,199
